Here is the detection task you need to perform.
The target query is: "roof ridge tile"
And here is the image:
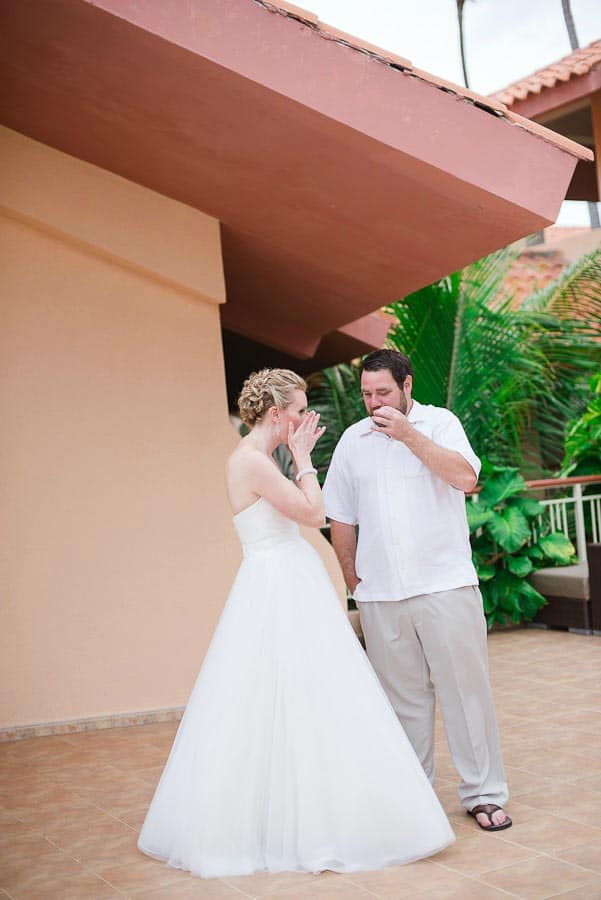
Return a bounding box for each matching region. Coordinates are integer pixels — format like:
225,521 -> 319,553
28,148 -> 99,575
493,38 -> 601,106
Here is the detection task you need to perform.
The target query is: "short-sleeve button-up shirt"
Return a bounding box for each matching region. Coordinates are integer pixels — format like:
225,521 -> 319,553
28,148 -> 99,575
322,400 -> 480,602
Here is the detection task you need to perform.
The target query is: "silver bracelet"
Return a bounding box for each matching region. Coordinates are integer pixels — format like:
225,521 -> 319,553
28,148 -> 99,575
295,466 -> 318,482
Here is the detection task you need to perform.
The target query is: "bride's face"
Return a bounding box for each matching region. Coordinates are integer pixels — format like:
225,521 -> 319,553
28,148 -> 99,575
279,390 -> 308,441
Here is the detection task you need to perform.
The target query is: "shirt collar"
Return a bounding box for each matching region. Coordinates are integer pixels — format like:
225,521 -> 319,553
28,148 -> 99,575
407,398 -> 427,424
358,398 -> 427,436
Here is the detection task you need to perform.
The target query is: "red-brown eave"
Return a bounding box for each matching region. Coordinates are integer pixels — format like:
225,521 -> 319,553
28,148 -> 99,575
0,0 -> 593,361
272,1 -> 593,160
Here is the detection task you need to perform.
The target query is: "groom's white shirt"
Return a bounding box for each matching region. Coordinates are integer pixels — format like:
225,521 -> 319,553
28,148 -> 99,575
322,400 -> 481,602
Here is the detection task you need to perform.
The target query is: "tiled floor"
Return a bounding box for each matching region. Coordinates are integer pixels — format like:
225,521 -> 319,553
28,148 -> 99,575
1,628 -> 601,899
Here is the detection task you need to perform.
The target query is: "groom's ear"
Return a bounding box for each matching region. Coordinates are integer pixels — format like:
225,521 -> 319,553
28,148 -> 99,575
404,374 -> 413,395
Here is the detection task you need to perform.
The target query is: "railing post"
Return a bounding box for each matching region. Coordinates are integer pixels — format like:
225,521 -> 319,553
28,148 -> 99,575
573,483 -> 587,562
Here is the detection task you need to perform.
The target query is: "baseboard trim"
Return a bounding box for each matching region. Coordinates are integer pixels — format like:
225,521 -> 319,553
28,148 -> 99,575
0,706 -> 184,743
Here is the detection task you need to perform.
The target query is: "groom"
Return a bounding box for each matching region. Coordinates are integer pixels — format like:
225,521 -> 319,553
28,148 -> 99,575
323,349 -> 511,832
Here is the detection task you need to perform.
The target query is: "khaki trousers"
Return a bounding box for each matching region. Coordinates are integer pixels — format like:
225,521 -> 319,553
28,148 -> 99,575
358,585 -> 508,810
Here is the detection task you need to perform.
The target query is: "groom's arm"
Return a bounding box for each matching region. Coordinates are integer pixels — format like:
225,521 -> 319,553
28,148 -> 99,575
371,407 -> 479,492
329,520 -> 361,595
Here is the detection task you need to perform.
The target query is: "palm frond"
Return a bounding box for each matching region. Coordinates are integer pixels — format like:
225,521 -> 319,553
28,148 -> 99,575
521,247 -> 601,329
311,245 -> 601,480
386,272 -> 460,407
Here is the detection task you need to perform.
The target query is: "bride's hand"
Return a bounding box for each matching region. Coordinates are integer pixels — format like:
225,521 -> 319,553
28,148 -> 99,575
288,411 -> 326,460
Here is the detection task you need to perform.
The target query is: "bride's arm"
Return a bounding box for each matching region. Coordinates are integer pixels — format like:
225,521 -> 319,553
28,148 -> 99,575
248,412 -> 326,528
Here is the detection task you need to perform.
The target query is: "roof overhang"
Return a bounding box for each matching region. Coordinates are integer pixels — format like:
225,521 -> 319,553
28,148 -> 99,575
493,48 -> 600,203
0,0 -> 592,359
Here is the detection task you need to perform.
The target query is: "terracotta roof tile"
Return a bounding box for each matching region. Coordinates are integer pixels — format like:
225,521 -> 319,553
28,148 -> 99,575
262,1 -> 593,162
493,39 -> 601,107
504,251 -> 567,307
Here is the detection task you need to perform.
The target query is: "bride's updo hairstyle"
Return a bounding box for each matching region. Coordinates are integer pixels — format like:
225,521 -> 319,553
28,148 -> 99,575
238,368 -> 307,428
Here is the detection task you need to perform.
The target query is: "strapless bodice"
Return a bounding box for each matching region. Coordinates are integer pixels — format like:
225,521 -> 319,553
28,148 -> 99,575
233,497 -> 301,554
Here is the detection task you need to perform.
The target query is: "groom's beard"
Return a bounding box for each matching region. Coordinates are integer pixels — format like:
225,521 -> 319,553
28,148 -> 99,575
397,395 -> 408,416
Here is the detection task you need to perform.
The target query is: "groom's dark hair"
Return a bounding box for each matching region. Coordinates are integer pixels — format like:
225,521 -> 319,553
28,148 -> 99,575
361,349 -> 413,390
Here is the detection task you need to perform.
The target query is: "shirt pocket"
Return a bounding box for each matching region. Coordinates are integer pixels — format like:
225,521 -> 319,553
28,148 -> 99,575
401,450 -> 426,478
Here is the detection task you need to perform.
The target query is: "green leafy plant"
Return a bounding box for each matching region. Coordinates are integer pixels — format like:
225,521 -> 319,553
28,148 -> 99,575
560,370 -> 601,477
387,246 -> 601,476
308,248 -> 601,482
467,462 -> 576,628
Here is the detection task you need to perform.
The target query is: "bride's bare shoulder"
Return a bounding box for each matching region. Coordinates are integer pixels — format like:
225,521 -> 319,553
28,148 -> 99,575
226,440 -> 267,476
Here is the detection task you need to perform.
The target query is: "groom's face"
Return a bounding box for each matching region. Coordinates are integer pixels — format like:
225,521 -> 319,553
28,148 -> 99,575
361,369 -> 409,416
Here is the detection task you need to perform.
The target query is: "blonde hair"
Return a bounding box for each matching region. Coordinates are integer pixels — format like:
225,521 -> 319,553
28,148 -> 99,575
238,368 -> 307,428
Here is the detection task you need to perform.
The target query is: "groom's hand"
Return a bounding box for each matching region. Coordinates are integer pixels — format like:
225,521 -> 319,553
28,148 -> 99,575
348,576 -> 362,595
370,406 -> 412,442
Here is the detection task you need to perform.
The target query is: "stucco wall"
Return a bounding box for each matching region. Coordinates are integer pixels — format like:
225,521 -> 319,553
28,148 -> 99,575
0,128 -> 347,732
0,128 -> 242,729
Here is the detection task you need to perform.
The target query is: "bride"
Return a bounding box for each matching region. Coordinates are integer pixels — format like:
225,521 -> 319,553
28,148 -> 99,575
138,368 -> 454,878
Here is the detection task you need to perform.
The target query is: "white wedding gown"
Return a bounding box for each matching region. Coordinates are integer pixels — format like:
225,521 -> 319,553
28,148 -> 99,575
138,497 -> 454,878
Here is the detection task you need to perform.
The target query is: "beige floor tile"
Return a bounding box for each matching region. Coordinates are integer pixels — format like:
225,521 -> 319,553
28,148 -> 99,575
433,832 -> 539,876
345,859 -> 471,897
137,765 -> 166,786
481,855 -> 599,899
504,767 -> 559,797
554,841 -> 601,874
566,772 -> 601,793
412,874 -> 517,899
70,766 -> 136,795
0,848 -> 87,893
10,798 -> 100,830
223,870 -> 324,897
500,814 -> 601,853
546,712 -> 601,735
87,780 -> 155,815
1,630 -> 600,898
98,857 -> 191,892
507,750 -> 601,778
109,749 -> 170,773
518,797 -> 601,830
0,820 -> 39,842
135,877 -> 249,898
49,817 -> 135,854
444,817 -> 476,840
65,826 -> 140,868
114,804 -> 149,829
32,806 -> 126,844
514,785 -> 591,813
547,877 -> 601,898
0,832 -> 60,866
10,872 -> 120,899
269,878 -> 374,898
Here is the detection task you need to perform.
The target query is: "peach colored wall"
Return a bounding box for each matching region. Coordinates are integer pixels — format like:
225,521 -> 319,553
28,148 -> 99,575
0,128 -> 346,731
0,128 -> 236,729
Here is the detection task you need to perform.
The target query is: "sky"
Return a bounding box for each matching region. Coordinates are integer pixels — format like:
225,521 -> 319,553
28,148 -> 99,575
301,0 -> 601,226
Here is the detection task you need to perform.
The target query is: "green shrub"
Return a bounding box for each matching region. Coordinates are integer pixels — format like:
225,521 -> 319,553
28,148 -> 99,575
467,462 -> 576,628
560,371 -> 601,478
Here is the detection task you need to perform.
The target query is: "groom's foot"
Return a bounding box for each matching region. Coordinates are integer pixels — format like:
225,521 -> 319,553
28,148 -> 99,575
468,804 -> 512,831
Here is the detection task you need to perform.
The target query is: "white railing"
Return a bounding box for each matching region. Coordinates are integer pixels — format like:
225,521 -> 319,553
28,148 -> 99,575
526,475 -> 601,562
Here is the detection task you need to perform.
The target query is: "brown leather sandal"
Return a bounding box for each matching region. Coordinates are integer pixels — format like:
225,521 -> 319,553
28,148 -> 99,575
468,804 -> 512,831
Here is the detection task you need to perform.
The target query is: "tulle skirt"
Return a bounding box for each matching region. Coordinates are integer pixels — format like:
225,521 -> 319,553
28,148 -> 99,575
138,535 -> 454,878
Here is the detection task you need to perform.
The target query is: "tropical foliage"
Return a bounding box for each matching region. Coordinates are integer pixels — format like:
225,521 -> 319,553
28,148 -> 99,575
467,462 -> 576,628
560,370 -> 601,478
307,247 -> 600,623
386,246 -> 601,476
